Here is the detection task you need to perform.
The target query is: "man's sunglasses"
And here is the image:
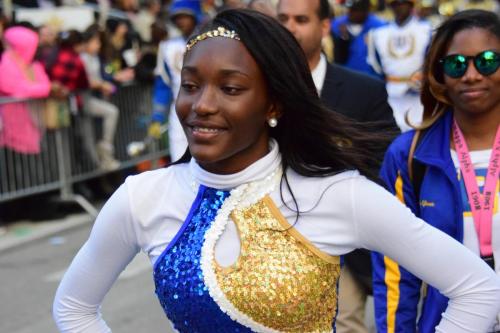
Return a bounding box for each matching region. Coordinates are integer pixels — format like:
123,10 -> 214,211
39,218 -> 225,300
440,50 -> 500,78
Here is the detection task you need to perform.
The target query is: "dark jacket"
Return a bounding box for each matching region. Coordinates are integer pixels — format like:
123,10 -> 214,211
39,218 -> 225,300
320,62 -> 399,294
320,62 -> 396,126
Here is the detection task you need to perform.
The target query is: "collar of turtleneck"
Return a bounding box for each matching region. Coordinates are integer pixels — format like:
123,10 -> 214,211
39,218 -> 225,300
188,139 -> 282,190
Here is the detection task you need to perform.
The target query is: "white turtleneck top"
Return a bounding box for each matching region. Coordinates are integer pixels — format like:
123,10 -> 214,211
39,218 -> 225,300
53,141 -> 500,333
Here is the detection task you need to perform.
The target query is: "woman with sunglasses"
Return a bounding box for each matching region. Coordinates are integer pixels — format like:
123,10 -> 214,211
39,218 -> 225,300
53,9 -> 500,333
372,9 -> 500,333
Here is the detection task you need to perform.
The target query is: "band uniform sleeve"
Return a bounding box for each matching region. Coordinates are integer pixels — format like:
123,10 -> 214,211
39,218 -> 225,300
53,183 -> 141,332
366,29 -> 384,76
351,176 -> 500,333
372,144 -> 422,332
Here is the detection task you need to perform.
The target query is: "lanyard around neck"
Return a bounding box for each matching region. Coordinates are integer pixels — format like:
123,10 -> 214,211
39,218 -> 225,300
452,119 -> 500,257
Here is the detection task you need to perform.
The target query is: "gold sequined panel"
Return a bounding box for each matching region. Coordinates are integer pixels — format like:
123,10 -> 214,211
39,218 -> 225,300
214,196 -> 341,333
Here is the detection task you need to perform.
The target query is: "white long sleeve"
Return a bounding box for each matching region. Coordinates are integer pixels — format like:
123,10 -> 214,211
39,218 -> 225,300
347,177 -> 500,332
53,148 -> 500,332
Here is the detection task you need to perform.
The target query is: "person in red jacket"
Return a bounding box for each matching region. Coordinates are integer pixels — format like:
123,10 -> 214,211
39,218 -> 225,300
49,30 -> 89,107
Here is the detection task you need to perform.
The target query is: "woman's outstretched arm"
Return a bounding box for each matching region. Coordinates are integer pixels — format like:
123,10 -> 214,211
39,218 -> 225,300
53,183 -> 140,332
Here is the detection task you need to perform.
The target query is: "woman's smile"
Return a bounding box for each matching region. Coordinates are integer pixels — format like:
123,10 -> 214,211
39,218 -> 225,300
188,124 -> 228,141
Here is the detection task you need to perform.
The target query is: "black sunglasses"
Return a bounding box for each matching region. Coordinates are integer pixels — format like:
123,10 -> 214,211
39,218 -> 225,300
440,50 -> 500,78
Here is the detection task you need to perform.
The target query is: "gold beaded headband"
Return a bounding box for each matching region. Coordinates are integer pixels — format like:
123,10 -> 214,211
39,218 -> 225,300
186,26 -> 241,52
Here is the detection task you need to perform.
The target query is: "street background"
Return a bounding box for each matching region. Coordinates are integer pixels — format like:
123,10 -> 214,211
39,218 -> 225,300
0,213 -> 175,333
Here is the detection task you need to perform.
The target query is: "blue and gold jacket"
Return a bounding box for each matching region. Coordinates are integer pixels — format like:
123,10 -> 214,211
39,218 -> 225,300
372,111 -> 464,333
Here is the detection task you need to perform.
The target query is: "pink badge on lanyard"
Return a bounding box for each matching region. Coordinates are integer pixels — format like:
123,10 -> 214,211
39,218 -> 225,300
452,119 -> 500,268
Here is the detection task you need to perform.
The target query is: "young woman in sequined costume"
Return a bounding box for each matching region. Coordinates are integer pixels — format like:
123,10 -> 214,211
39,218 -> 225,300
53,9 -> 500,333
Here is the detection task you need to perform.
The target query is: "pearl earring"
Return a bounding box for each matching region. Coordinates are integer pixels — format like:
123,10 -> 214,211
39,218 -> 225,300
268,118 -> 278,128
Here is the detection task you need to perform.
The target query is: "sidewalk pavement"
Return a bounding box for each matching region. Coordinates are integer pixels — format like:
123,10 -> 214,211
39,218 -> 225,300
0,213 -> 94,253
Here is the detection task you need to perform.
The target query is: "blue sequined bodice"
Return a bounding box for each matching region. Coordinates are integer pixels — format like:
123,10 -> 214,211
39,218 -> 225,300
153,186 -> 254,333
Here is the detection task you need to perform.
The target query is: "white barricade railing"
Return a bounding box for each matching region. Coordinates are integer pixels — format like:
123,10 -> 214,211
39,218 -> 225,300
0,84 -> 169,216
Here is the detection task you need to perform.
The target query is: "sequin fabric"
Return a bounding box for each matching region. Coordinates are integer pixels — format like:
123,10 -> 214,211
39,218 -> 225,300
153,186 -> 253,333
214,196 -> 341,333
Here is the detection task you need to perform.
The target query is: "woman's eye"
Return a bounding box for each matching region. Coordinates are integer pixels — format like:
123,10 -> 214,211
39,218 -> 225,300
181,83 -> 198,92
222,86 -> 242,95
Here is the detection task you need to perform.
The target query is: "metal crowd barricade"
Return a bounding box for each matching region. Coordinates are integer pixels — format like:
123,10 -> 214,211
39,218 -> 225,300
0,83 -> 169,217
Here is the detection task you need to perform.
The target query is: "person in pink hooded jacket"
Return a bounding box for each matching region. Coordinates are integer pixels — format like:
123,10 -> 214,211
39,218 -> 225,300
0,26 -> 51,154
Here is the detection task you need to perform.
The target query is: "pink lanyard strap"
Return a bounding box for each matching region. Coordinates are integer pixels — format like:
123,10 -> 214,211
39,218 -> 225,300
452,119 -> 500,257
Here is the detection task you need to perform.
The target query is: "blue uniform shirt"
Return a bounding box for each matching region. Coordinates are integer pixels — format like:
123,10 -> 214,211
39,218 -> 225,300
331,14 -> 386,78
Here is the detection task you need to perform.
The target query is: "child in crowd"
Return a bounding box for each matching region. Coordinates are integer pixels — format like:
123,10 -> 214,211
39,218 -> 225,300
80,25 -> 120,171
